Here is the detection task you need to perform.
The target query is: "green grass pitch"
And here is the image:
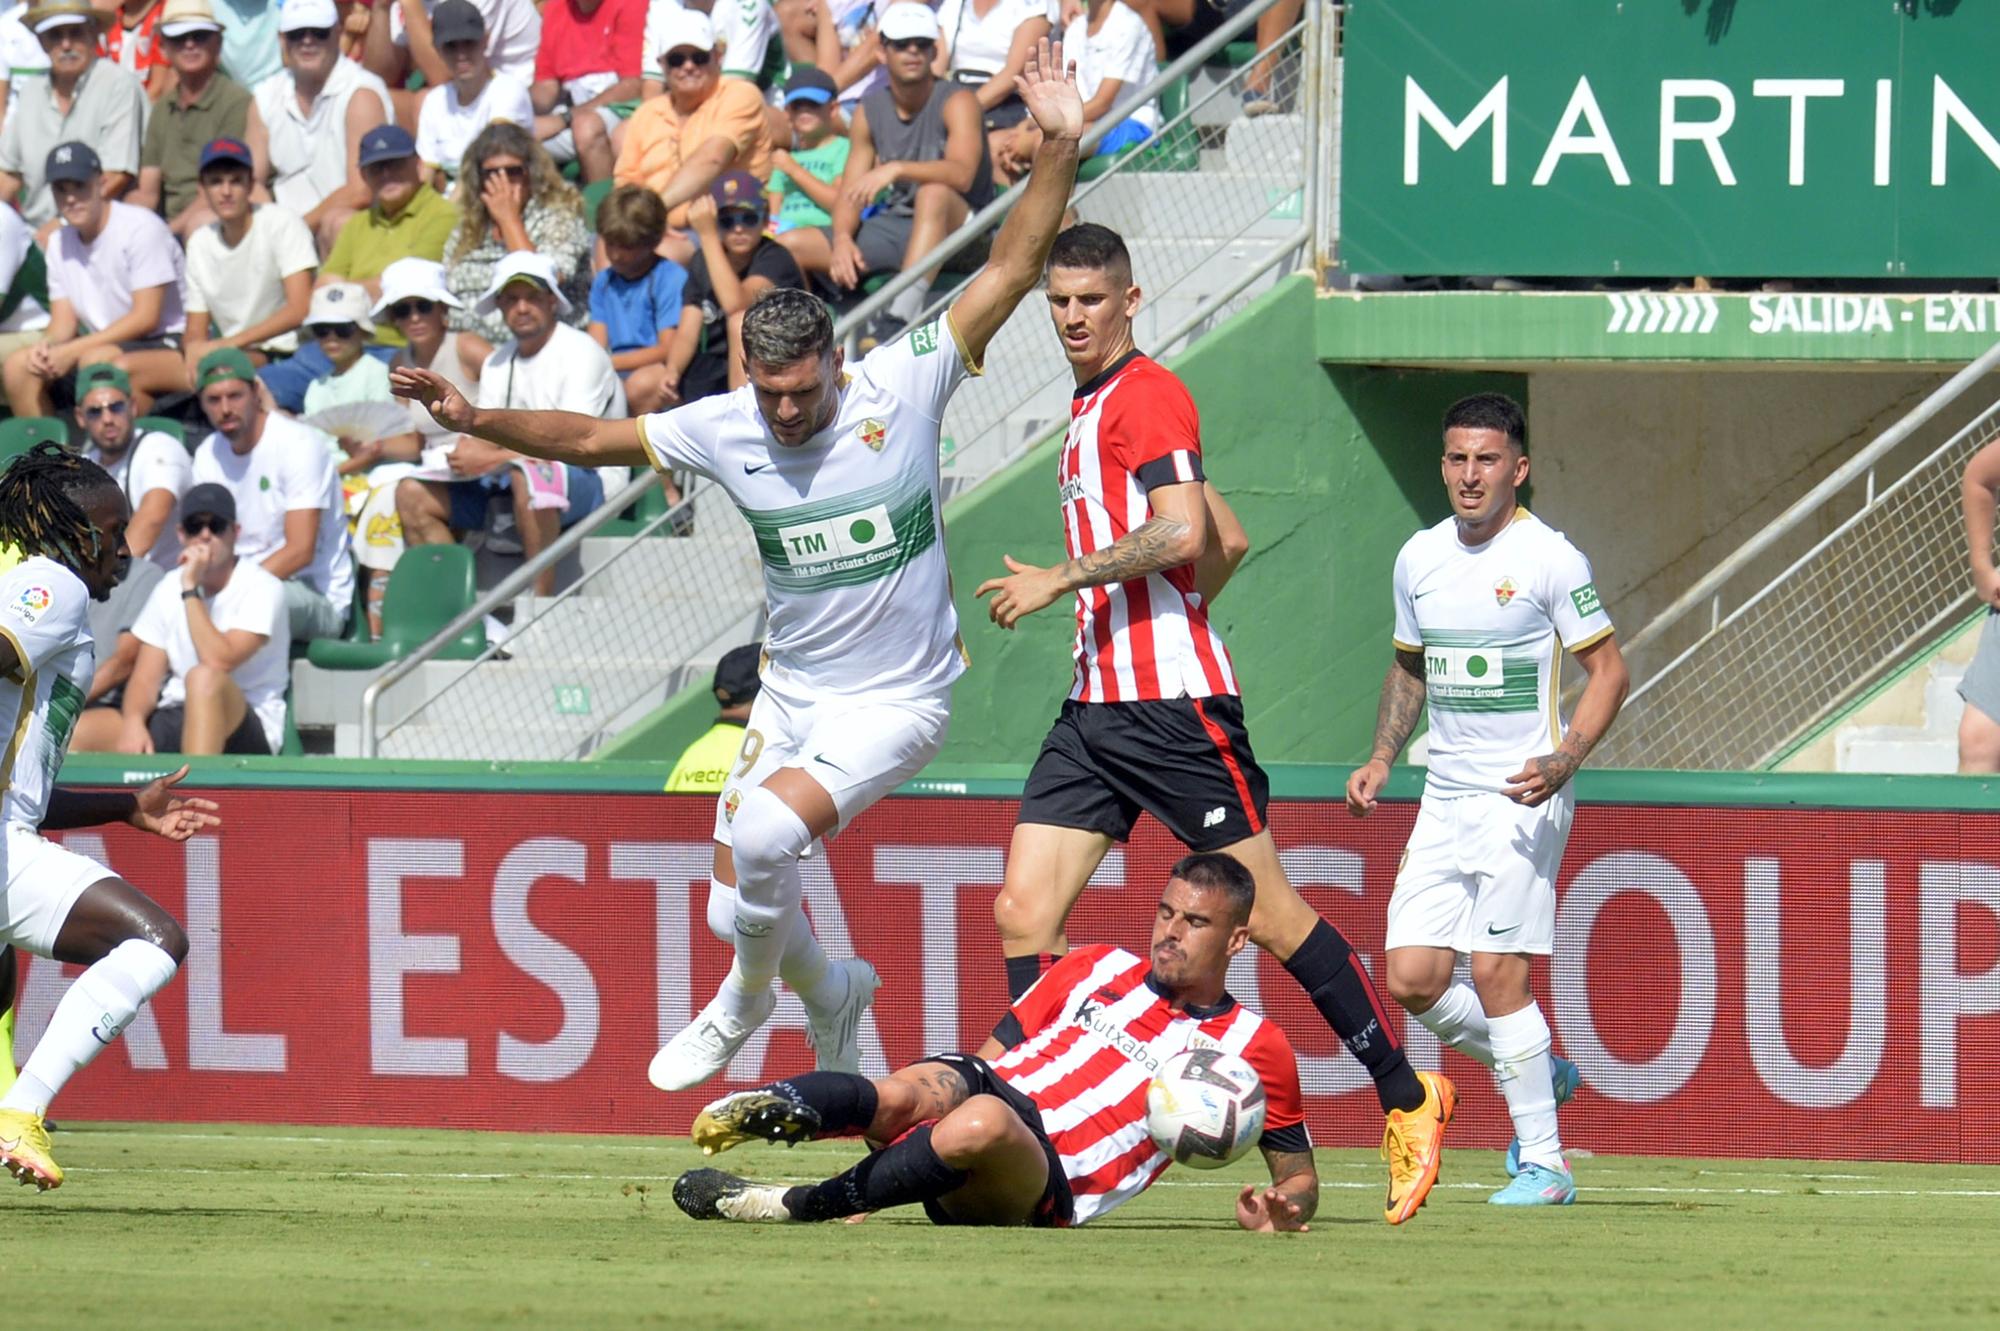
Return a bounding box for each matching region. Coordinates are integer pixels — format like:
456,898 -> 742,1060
6,1123 -> 1997,1329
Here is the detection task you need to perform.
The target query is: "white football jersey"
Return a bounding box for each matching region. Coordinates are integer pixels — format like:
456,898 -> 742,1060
1392,508 -> 1613,797
637,311 -> 976,702
0,557 -> 96,830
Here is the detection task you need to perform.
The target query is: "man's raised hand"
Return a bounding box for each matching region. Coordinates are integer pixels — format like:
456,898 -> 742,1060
1015,37 -> 1083,143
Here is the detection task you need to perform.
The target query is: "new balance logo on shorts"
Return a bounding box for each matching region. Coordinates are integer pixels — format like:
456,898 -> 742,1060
1202,807 -> 1226,829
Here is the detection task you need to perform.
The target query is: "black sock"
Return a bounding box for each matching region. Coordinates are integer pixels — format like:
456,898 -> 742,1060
1282,920 -> 1426,1114
770,1071 -> 879,1137
783,1124 -> 969,1222
1004,952 -> 1061,1001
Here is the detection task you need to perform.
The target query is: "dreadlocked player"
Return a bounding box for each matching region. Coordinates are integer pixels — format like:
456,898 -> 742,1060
0,443 -> 221,1192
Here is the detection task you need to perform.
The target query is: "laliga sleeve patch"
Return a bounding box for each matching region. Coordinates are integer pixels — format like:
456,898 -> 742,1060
1569,583 -> 1602,618
8,583 -> 53,626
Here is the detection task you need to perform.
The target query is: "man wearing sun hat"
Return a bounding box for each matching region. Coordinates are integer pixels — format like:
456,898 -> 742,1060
0,0 -> 147,226
133,0 -> 253,238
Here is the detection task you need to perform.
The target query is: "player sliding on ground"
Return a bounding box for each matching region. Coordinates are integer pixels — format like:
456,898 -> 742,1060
0,444 -> 222,1192
674,852 -> 1317,1229
395,40 -> 1089,1093
1346,394 -> 1629,1207
970,222 -> 1453,1224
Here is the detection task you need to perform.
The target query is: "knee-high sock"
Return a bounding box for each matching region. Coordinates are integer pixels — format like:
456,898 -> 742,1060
718,789 -> 813,1010
1490,1002 -> 1563,1171
706,877 -> 846,1015
1004,953 -> 1062,1002
783,1124 -> 967,1222
1413,981 -> 1496,1067
0,940 -> 178,1117
0,945 -> 17,1096
768,1070 -> 880,1137
1281,921 -> 1427,1114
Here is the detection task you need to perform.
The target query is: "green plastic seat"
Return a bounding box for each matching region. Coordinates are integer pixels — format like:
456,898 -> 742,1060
1078,72 -> 1197,181
581,177 -> 615,228
137,415 -> 185,445
0,416 -> 68,466
306,545 -> 485,670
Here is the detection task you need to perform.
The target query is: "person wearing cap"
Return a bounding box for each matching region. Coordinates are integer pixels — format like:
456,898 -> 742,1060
642,0 -> 777,90
72,481 -> 293,757
531,0 -> 644,184
244,0 -> 391,251
0,0 -> 147,227
934,0 -> 1049,170
300,283 -> 401,470
362,0 -> 540,132
670,169 -> 804,404
190,346 -> 357,640
615,6 -> 774,243
665,642 -> 765,793
396,249 -> 622,596
178,136 -> 319,406
320,122 -> 459,325
131,0 -> 254,239
413,0 -> 534,186
588,183 -> 687,416
441,120 -> 591,349
785,1 -> 994,331
1,141 -> 186,419
766,66 -> 850,235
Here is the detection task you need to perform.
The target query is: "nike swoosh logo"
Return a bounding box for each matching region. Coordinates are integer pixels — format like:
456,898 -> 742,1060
0,1135 -> 20,1152
744,461 -> 776,474
812,752 -> 847,774
1485,923 -> 1518,935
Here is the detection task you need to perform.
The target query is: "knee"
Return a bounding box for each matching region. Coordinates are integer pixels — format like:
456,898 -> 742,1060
575,111 -> 605,150
705,876 -> 737,943
1384,951 -> 1448,1013
932,1095 -> 1014,1164
183,662 -> 231,700
394,477 -> 430,523
912,181 -> 954,217
1468,951 -> 1527,1004
992,881 -> 1060,944
729,786 -> 812,883
144,915 -> 190,968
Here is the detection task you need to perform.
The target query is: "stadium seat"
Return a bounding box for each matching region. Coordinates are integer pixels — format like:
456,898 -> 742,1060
596,480 -> 671,537
581,177 -> 615,227
1078,73 -> 1196,182
305,545 -> 485,669
137,415 -> 186,446
0,416 -> 68,463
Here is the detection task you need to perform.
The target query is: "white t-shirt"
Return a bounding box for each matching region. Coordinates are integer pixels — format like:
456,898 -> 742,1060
393,0 -> 542,84
191,414 -> 356,615
1064,2 -> 1157,133
0,201 -> 46,333
184,205 -> 319,355
253,58 -> 393,216
0,2 -> 46,111
479,322 -> 629,492
636,310 -> 973,701
416,71 -> 536,176
131,560 -> 291,751
936,0 -> 1046,79
0,557 -> 94,830
1391,508 -> 1615,798
87,431 -> 193,573
45,201 -> 187,338
643,0 -> 776,81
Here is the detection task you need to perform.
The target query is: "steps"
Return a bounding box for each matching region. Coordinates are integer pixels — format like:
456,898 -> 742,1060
1835,660 -> 1968,774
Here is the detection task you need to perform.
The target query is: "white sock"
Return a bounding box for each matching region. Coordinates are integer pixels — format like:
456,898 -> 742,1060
1488,1001 -> 1563,1172
707,875 -> 844,1016
888,282 -> 928,327
0,940 -> 178,1117
1414,982 -> 1495,1067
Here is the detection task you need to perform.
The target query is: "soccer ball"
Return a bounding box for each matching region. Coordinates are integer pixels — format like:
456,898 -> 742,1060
1145,1047 -> 1266,1170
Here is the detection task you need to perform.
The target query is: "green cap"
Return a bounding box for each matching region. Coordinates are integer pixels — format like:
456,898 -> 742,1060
75,361 -> 130,398
195,346 -> 257,391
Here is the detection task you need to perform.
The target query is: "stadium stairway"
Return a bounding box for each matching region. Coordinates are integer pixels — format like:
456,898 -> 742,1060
1774,612 -> 1987,774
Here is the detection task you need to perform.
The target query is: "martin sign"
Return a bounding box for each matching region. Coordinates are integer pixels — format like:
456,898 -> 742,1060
1340,2 -> 2000,279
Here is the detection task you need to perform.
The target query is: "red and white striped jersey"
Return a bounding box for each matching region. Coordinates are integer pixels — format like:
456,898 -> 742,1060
990,944 -> 1307,1226
1058,352 -> 1238,702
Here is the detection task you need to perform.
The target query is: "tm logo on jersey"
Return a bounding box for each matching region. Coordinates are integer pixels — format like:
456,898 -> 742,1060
1424,642 -> 1536,712
779,505 -> 899,572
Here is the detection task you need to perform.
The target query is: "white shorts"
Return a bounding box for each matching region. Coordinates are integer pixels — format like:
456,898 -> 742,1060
711,675 -> 951,847
1384,790 -> 1572,956
1,823 -> 110,955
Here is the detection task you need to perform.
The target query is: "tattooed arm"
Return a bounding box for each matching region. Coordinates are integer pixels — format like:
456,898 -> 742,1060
1504,632 -> 1629,806
976,482 -> 1207,630
1345,648 -> 1428,817
1237,1146 -> 1317,1232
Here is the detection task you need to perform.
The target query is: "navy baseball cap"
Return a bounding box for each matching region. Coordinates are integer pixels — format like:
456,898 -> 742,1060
180,483 -> 237,527
198,136 -> 254,172
358,124 -> 418,168
44,141 -> 99,185
712,643 -> 763,708
782,67 -> 836,106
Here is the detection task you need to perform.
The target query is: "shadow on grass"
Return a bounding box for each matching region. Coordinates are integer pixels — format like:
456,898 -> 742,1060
7,1205 -> 275,1219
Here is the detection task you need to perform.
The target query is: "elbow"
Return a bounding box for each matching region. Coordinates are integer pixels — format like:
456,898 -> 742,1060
1172,522 -> 1206,567
1221,528 -> 1251,566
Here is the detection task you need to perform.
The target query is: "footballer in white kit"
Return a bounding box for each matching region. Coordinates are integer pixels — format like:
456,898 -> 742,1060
393,37 -> 1090,1094
1347,393 -> 1628,1209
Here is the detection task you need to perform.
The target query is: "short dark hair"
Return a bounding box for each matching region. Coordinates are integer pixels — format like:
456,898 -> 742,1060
741,287 -> 834,367
1168,851 -> 1255,927
596,184 -> 667,250
1047,222 -> 1132,286
1442,392 -> 1526,452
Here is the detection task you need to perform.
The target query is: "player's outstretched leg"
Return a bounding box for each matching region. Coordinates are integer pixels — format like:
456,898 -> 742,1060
1,878 -> 186,1192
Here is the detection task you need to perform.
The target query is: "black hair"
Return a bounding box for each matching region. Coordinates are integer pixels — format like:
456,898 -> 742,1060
741,287 -> 835,366
1168,851 -> 1256,927
0,442 -> 120,573
1442,392 -> 1527,452
1047,222 -> 1133,285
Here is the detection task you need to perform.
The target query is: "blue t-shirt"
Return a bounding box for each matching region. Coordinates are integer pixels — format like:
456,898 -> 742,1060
589,259 -> 689,356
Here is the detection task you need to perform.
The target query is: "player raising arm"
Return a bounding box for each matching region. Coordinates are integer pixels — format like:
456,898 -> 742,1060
393,39 -> 1088,1095
1345,394 -> 1628,1207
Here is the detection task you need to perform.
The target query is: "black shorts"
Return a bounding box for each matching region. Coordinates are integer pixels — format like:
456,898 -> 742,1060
148,703 -> 274,756
1165,0 -> 1257,56
1017,696 -> 1269,851
919,1053 -> 1074,1229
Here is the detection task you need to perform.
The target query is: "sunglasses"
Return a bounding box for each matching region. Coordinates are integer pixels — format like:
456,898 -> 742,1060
41,25 -> 91,47
82,400 -> 129,420
481,163 -> 527,182
162,30 -> 218,48
282,25 -> 333,42
388,298 -> 438,320
309,321 -> 360,338
886,37 -> 936,53
181,514 -> 230,536
665,48 -> 712,68
718,208 -> 763,231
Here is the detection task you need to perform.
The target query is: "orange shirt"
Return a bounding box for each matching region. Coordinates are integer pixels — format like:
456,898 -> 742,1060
614,78 -> 774,227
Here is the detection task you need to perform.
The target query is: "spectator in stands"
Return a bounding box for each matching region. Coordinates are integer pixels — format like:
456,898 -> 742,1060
1131,0 -> 1296,117
132,0 -> 253,240
443,121 -> 590,352
783,3 -> 991,330
2,142 -> 185,418
102,0 -> 173,99
363,0 -> 540,130
175,138 -> 318,408
301,283 -> 398,479
589,184 -> 686,415
397,251 -> 621,596
935,0 -> 1048,174
664,641 -> 763,793
414,0 -> 534,187
532,0 -> 643,184
0,203 -> 50,364
670,170 -> 804,403
765,66 -> 848,235
643,0 -> 778,92
0,1 -> 51,125
997,0 -> 1155,178
190,347 -> 357,639
246,0 -> 392,252
615,8 -> 774,256
72,482 -> 292,756
74,361 -> 191,704
212,0 -> 278,89
0,0 -> 146,228
1960,435 -> 2000,774
320,124 -> 460,314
